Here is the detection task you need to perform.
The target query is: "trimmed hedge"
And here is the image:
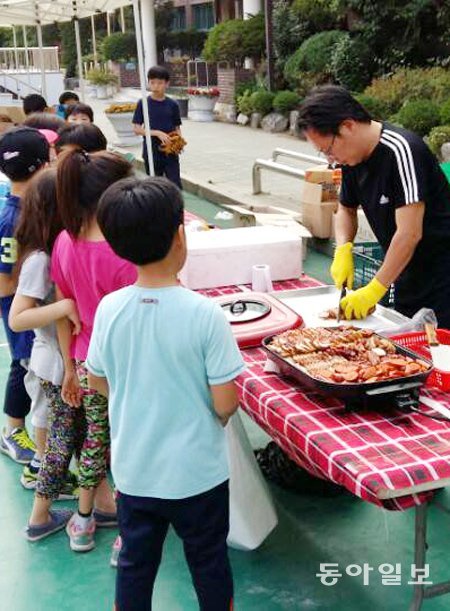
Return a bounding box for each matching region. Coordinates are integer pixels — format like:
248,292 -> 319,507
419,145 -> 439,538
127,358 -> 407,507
273,90 -> 300,113
250,90 -> 275,115
396,100 -> 441,137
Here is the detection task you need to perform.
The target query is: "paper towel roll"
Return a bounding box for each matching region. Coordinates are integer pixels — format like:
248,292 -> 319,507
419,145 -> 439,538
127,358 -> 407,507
251,264 -> 273,293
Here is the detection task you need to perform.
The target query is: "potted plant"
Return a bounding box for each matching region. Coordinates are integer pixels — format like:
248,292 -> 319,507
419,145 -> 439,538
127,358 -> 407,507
86,68 -> 118,99
105,102 -> 141,147
187,87 -> 220,122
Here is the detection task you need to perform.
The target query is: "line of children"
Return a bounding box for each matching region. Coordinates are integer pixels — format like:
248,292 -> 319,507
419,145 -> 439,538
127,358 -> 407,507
1,117 -> 244,609
9,167 -> 82,539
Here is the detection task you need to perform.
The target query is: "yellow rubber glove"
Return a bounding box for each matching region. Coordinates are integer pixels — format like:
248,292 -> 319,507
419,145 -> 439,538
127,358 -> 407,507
330,242 -> 354,289
340,278 -> 388,320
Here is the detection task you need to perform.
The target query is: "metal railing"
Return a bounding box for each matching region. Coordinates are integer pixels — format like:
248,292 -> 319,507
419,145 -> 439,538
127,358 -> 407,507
252,149 -> 327,195
0,47 -> 59,72
272,148 -> 325,166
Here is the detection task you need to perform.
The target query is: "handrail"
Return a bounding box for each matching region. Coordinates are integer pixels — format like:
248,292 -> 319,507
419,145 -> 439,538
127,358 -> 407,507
0,71 -> 42,96
252,158 -> 306,194
272,148 -> 326,166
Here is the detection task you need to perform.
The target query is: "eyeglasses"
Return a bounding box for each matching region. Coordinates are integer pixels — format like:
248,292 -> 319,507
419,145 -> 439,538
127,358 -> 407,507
319,134 -> 337,159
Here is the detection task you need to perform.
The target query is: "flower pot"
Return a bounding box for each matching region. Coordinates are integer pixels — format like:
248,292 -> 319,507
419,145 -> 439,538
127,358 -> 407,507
96,85 -> 109,99
188,95 -> 217,122
105,112 -> 141,147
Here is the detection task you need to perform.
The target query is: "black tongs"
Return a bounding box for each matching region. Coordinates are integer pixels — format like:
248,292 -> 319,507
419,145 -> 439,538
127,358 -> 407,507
336,283 -> 347,323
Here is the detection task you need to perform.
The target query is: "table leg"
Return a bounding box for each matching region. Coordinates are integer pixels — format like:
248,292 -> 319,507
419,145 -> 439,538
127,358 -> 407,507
409,503 -> 427,611
409,500 -> 450,610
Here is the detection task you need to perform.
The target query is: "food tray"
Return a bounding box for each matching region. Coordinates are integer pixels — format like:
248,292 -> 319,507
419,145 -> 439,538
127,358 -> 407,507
392,329 -> 450,391
262,331 -> 433,409
272,285 -> 408,332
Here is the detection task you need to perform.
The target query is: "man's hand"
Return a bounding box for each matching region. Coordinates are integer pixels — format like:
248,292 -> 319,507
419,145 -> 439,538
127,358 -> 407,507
330,242 -> 354,289
340,278 -> 388,320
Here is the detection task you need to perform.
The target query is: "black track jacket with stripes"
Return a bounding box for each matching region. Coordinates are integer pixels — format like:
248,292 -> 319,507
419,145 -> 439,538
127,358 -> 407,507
340,122 -> 450,323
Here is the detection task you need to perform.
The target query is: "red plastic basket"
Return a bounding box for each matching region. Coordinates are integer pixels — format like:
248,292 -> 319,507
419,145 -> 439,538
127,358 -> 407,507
392,329 -> 450,391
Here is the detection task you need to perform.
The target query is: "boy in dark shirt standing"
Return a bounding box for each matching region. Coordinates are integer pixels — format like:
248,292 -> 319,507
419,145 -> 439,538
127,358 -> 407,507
132,66 -> 183,189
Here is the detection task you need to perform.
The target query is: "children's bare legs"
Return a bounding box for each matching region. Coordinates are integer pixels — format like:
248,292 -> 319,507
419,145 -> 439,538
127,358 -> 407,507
29,495 -> 52,525
34,426 -> 47,459
78,479 -> 116,515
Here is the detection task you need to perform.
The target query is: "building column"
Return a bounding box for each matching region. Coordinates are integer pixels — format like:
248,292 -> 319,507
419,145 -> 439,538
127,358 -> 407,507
140,0 -> 157,69
243,0 -> 262,18
243,0 -> 262,68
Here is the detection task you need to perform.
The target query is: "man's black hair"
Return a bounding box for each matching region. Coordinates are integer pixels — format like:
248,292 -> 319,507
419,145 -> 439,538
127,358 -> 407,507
23,94 -> 47,115
147,65 -> 170,82
55,123 -> 107,153
59,91 -> 80,105
97,176 -> 184,265
297,85 -> 372,135
65,102 -> 94,123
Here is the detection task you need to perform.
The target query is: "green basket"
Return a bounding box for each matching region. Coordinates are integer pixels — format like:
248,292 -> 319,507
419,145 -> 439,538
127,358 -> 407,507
353,242 -> 395,308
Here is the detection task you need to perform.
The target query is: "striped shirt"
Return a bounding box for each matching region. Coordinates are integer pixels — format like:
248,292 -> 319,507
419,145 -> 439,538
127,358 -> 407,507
340,122 -> 450,253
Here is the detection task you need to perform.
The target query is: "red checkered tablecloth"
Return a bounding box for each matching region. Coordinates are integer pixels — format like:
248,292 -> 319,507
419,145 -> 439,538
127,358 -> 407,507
237,347 -> 450,511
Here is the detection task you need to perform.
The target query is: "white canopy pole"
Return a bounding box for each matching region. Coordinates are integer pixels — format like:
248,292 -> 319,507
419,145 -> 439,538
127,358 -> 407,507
132,0 -> 154,176
35,19 -> 47,101
107,12 -> 111,36
74,17 -> 85,101
140,0 -> 157,69
12,26 -> 19,71
22,26 -> 31,88
91,15 -> 98,65
120,7 -> 126,33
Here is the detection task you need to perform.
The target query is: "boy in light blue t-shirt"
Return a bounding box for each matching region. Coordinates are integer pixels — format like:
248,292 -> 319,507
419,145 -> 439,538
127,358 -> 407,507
86,176 -> 245,611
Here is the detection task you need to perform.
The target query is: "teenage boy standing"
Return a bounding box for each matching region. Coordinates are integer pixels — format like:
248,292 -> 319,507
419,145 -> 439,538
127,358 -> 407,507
132,65 -> 183,188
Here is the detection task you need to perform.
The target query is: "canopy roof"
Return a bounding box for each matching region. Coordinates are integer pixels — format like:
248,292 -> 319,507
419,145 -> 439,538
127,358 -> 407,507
0,0 -> 129,26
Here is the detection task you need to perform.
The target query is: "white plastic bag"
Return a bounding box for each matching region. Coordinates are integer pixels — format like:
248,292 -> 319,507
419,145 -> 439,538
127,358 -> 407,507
225,412 -> 278,551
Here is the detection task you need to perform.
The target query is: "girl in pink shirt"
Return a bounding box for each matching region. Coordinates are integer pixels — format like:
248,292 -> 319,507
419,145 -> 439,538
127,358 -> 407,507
51,148 -> 137,552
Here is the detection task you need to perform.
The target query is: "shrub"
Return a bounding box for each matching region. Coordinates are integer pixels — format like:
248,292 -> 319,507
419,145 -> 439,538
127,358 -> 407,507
203,15 -> 265,64
354,94 -> 388,120
331,35 -> 373,92
250,90 -> 275,115
439,99 -> 450,125
273,0 -> 309,67
296,30 -> 347,74
273,90 -> 300,113
427,125 -> 450,160
234,79 -> 258,105
291,0 -> 339,31
102,33 -> 137,62
396,100 -> 441,137
237,90 -> 254,115
365,68 -> 450,116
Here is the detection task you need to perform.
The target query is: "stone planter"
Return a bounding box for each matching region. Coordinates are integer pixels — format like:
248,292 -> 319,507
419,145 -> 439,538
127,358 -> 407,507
188,95 -> 217,122
105,112 -> 141,147
96,85 -> 109,99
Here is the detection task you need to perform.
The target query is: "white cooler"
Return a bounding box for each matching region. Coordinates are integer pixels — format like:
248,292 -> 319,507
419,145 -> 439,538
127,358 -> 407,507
179,226 -> 303,289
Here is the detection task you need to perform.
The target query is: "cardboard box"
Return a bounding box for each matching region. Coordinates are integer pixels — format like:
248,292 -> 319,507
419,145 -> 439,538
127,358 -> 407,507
301,200 -> 337,239
0,105 -> 25,124
304,165 -> 341,201
179,226 -> 303,289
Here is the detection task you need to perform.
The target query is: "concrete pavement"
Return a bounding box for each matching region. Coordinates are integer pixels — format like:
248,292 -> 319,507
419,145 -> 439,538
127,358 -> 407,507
89,89 -> 320,220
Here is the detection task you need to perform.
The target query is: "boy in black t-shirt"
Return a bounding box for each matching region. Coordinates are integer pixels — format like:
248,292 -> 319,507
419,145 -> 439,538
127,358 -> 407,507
298,85 -> 450,327
132,66 -> 183,188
